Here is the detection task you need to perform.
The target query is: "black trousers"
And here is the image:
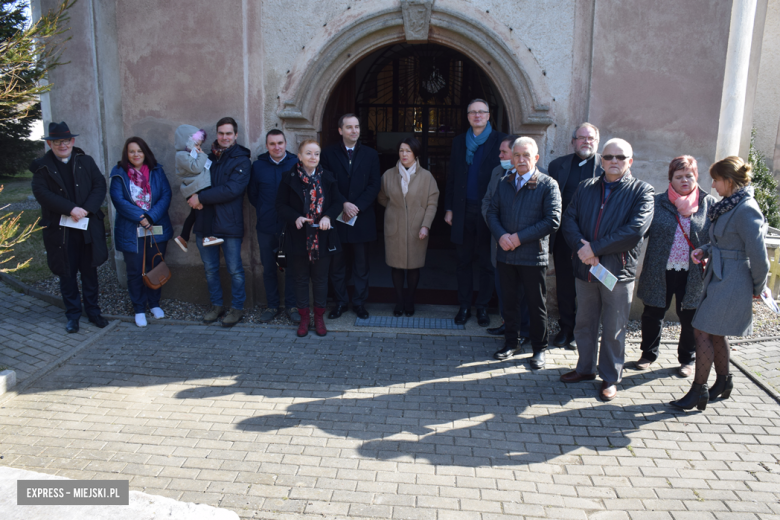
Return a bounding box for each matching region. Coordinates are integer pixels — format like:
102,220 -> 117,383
455,202 -> 494,309
497,262 -> 548,353
552,235 -> 576,332
180,204 -> 214,242
640,269 -> 696,365
60,231 -> 101,321
291,253 -> 331,309
330,241 -> 370,306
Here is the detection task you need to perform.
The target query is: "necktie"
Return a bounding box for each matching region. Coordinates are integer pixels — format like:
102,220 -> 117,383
347,149 -> 353,161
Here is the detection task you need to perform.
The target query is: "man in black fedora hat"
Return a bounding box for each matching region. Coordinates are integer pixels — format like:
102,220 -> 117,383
30,121 -> 110,333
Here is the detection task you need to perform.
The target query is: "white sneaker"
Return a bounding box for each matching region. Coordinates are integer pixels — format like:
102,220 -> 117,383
174,236 -> 188,252
203,236 -> 224,247
135,313 -> 147,327
150,307 -> 165,319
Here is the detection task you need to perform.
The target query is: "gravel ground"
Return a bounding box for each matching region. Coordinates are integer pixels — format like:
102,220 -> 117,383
29,263 -> 780,338
2,199 -> 40,212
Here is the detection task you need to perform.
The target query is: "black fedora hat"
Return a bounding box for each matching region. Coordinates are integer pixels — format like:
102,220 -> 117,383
42,121 -> 79,140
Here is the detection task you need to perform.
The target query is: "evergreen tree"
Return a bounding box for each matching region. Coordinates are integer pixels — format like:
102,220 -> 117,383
748,129 -> 780,229
0,0 -> 75,176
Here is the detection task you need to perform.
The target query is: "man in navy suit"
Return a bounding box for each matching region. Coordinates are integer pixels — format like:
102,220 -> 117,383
321,114 -> 381,320
444,99 -> 507,326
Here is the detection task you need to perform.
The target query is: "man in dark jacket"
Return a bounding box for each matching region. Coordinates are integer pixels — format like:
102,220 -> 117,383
248,130 -> 300,323
188,117 -> 251,327
547,122 -> 604,349
30,122 -> 109,333
320,114 -> 381,320
445,99 -> 507,326
559,138 -> 654,401
486,137 -> 561,369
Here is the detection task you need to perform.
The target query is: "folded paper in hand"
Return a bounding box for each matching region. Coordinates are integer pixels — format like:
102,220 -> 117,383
589,263 -> 618,291
137,226 -> 164,237
336,211 -> 357,226
60,215 -> 89,230
761,288 -> 780,314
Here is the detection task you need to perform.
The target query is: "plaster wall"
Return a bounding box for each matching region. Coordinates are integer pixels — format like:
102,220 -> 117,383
587,0 -> 732,193
752,0 -> 780,170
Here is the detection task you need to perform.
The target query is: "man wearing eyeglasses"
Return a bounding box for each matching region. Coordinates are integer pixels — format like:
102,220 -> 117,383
547,123 -> 603,349
445,99 -> 507,326
31,122 -> 110,333
559,138 -> 654,402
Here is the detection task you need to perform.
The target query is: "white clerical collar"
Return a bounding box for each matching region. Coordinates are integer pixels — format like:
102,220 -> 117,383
59,156 -> 71,164
577,155 -> 593,167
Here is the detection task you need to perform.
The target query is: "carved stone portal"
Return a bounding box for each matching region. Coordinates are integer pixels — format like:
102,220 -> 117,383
401,0 -> 433,43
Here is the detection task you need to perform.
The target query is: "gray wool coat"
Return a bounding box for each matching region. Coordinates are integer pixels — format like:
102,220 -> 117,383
691,188 -> 770,336
174,124 -> 211,199
637,188 -> 715,309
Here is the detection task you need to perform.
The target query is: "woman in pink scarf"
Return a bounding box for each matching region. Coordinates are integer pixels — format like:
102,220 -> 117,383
635,156 -> 716,377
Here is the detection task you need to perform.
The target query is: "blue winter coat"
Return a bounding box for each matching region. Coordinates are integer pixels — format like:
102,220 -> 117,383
248,151 -> 298,234
109,164 -> 173,253
194,144 -> 251,239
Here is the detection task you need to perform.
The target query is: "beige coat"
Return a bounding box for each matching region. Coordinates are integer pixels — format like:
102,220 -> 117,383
378,164 -> 440,269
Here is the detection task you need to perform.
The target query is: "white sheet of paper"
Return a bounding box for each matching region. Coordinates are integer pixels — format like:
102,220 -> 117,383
336,211 -> 357,226
760,288 -> 780,314
59,215 -> 89,230
204,159 -> 212,170
190,148 -> 198,159
137,226 -> 164,237
589,263 -> 618,291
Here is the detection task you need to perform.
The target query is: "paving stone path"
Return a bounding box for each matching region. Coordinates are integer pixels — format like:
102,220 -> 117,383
731,339 -> 780,396
0,281 -> 100,383
1,320 -> 779,519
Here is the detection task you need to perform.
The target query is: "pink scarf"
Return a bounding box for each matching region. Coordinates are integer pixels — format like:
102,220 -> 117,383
128,164 -> 151,210
667,183 -> 699,217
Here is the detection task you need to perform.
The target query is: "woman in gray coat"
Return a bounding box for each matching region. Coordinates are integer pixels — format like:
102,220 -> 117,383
636,156 -> 715,377
671,156 -> 770,411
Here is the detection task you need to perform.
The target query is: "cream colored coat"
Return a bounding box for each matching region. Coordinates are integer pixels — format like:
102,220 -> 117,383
378,164 -> 440,269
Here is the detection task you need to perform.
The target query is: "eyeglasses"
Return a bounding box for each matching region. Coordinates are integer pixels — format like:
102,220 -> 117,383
576,136 -> 597,142
602,155 -> 630,161
467,110 -> 489,116
52,139 -> 72,147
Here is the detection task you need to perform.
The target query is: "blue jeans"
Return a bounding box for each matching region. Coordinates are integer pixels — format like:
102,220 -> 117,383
123,238 -> 168,313
496,264 -> 530,337
257,231 -> 296,309
196,235 -> 246,310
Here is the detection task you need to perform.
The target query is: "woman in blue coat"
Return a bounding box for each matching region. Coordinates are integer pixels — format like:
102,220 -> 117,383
110,137 -> 173,327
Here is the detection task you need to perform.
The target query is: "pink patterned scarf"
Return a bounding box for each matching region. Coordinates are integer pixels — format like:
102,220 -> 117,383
667,183 -> 699,217
127,164 -> 151,210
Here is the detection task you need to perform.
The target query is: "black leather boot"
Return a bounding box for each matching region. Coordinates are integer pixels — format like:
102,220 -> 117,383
670,382 -> 709,411
708,374 -> 733,400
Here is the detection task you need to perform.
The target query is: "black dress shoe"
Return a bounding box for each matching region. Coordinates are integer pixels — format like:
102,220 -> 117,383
530,350 -> 546,370
353,305 -> 369,320
88,315 -> 109,328
454,307 -> 471,325
66,319 -> 79,333
494,343 -> 520,360
328,303 -> 348,319
487,323 -> 505,336
404,305 -> 415,317
553,329 -> 577,350
476,308 -> 490,327
393,304 -> 404,317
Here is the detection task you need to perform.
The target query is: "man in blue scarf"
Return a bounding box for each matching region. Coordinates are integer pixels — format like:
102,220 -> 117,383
444,99 -> 507,325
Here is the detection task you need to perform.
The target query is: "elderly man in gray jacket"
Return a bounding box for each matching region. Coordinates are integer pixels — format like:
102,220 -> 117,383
486,137 -> 561,369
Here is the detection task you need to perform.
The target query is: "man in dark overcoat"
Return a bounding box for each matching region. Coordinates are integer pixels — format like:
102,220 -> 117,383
30,122 -> 109,333
445,99 -> 506,326
546,122 -> 603,349
321,113 -> 381,320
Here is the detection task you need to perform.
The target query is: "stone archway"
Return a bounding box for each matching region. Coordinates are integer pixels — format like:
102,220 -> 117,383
277,0 -> 554,146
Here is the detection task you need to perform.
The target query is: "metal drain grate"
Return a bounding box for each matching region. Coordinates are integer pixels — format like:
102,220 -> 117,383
354,316 -> 465,330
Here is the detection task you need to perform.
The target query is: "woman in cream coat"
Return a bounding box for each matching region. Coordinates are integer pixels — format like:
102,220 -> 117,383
378,137 -> 439,316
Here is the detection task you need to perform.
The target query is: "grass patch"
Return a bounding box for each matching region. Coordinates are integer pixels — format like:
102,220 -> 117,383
0,171 -> 34,204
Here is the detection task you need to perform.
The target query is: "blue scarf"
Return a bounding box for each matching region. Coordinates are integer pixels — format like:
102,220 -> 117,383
465,121 -> 492,165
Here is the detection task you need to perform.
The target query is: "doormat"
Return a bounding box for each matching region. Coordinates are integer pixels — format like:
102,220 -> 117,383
355,316 -> 465,330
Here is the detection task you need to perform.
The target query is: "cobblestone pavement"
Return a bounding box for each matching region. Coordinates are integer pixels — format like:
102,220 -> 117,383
1,321 -> 779,519
731,339 -> 780,396
0,281 -> 102,384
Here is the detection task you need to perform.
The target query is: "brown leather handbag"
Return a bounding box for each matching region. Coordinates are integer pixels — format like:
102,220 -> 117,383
142,233 -> 172,289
